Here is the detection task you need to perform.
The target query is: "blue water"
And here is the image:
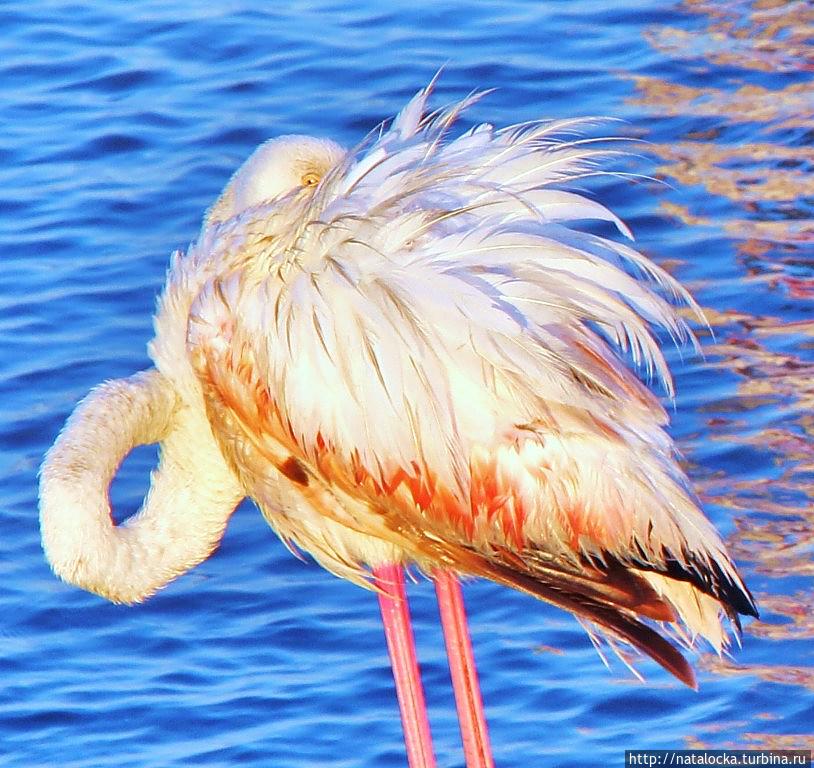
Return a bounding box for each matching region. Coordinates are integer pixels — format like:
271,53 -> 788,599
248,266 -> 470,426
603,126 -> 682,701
2,1 -> 812,765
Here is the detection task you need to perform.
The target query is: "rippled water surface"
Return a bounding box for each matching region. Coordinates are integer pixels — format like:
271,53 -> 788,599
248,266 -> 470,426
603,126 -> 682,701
2,1 -> 812,766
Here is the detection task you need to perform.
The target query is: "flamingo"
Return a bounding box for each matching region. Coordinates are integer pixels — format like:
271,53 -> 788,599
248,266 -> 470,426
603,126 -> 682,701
39,82 -> 757,768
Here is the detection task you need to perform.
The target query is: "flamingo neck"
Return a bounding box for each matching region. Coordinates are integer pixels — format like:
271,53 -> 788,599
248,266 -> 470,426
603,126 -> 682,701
39,369 -> 244,604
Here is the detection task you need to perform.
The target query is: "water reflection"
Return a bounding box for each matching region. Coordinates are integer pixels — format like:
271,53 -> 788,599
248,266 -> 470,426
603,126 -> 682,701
633,0 -> 813,749
647,0 -> 814,75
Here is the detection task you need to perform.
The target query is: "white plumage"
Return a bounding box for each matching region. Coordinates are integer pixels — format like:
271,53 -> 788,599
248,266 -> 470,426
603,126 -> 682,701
41,83 -> 756,700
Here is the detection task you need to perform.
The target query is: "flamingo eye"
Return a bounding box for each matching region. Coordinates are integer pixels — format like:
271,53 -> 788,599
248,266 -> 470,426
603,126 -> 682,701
301,171 -> 321,187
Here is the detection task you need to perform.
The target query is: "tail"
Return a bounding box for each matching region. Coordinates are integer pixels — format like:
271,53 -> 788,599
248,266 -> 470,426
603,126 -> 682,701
456,547 -> 699,686
420,534 -> 756,689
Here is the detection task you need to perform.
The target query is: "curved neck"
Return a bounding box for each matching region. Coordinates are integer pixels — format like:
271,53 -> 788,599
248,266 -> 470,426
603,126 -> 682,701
39,369 -> 245,604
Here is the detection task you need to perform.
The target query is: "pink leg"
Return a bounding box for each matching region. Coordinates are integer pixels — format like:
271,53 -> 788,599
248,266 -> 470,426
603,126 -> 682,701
434,570 -> 495,768
374,563 -> 437,768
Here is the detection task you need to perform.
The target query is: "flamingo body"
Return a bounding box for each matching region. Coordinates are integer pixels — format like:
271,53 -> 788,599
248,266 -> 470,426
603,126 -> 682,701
179,86 -> 754,679
40,83 -> 757,766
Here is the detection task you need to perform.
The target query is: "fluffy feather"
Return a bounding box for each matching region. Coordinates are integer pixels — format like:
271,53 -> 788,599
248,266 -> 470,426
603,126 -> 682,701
172,83 -> 756,684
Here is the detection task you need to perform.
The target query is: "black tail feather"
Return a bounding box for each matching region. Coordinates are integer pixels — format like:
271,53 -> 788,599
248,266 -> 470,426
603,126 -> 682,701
448,547 -> 697,688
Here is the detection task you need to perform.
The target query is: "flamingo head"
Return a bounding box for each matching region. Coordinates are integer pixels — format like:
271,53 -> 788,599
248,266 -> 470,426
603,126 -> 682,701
206,135 -> 346,225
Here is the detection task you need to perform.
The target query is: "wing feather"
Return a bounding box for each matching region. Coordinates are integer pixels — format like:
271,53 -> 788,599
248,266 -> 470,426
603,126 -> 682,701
182,85 -> 755,683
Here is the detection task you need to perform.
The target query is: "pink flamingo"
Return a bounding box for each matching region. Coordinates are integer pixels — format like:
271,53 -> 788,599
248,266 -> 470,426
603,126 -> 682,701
40,82 -> 756,768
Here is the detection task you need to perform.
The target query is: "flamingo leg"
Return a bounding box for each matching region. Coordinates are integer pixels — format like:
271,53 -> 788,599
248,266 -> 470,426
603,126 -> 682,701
373,563 -> 437,768
434,570 -> 495,768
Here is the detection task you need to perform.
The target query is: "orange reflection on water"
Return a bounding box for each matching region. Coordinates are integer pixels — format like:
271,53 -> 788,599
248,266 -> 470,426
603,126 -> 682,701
748,594 -> 814,641
630,0 -> 814,743
687,728 -> 814,752
629,76 -> 812,132
696,320 -> 814,580
702,654 -> 814,693
646,0 -> 814,74
631,0 -> 814,273
648,142 -> 814,204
